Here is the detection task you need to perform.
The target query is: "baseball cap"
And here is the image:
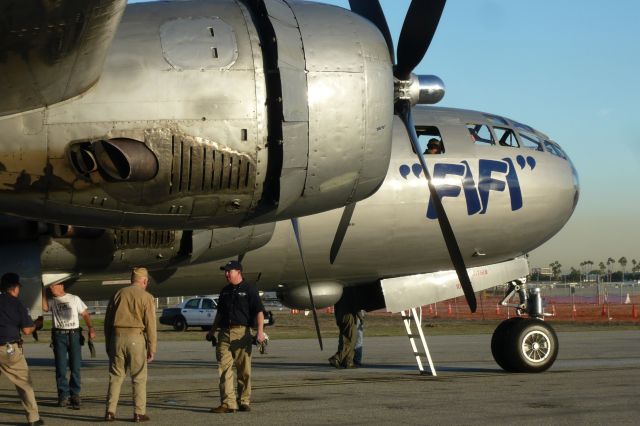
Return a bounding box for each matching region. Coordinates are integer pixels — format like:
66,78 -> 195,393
220,260 -> 242,271
0,272 -> 21,292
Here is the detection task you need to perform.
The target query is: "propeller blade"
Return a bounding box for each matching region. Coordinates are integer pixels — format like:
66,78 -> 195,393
290,218 -> 324,350
330,202 -> 356,265
396,0 -> 446,80
349,0 -> 395,64
396,100 -> 477,312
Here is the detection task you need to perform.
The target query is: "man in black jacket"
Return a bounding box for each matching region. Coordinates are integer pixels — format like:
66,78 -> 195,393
208,261 -> 265,413
0,272 -> 43,425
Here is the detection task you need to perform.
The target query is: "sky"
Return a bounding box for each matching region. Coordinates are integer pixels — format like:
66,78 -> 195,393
129,0 -> 640,274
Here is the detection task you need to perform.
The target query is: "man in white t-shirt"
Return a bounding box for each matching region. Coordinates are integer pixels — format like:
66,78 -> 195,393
42,282 -> 96,409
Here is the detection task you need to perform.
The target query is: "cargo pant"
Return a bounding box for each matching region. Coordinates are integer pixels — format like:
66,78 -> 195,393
330,309 -> 357,367
106,330 -> 148,415
0,343 -> 40,423
216,326 -> 253,409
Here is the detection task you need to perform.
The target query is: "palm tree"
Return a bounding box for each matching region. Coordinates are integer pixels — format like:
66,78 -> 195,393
632,259 -> 638,276
607,257 -> 615,282
569,266 -> 579,281
599,261 -> 606,279
618,257 -> 627,282
549,261 -> 562,280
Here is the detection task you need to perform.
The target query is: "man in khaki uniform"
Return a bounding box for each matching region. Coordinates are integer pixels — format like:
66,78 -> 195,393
0,272 -> 44,426
104,267 -> 157,423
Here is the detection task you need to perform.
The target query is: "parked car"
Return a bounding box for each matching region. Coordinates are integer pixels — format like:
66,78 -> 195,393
160,296 -> 218,331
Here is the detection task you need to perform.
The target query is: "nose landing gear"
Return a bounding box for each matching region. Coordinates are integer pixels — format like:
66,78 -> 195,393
491,280 -> 558,373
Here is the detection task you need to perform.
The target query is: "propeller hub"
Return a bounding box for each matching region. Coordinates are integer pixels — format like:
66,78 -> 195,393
395,73 -> 445,106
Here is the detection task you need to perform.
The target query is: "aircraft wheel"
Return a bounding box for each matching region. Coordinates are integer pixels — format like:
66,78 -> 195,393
173,316 -> 187,331
508,318 -> 558,373
491,317 -> 525,372
493,318 -> 558,373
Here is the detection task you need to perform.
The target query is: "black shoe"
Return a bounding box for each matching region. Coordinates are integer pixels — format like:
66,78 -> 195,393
239,404 -> 251,412
70,395 -> 81,410
28,420 -> 44,426
133,413 -> 150,422
58,397 -> 69,407
104,412 -> 116,422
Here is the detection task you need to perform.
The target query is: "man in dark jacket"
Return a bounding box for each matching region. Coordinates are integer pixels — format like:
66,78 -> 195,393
208,260 -> 265,413
0,272 -> 43,425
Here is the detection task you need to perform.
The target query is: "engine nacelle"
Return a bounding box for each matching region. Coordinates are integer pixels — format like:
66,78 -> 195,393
0,0 -> 393,229
40,222 -> 275,273
276,281 -> 344,310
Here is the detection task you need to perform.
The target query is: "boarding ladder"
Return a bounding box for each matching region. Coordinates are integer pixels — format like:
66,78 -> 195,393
401,307 -> 436,376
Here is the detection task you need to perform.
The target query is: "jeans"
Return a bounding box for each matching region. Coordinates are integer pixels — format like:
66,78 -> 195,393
52,330 -> 82,398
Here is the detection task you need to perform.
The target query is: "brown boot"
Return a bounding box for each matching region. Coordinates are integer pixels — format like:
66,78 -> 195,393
328,357 -> 341,369
210,404 -> 237,413
133,413 -> 150,422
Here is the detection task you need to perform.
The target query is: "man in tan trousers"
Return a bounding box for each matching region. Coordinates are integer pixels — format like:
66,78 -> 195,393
104,267 -> 157,423
0,272 -> 43,426
207,260 -> 265,413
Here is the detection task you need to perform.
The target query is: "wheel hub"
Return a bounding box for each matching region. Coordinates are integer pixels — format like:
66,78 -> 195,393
522,330 -> 551,363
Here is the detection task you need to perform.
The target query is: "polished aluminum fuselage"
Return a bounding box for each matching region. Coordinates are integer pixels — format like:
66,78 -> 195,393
60,107 -> 579,300
0,1 -> 579,312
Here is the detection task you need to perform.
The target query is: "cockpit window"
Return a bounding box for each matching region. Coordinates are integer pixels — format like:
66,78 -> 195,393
483,114 -> 509,126
493,127 -> 519,148
517,131 -> 544,151
512,120 -> 536,133
466,124 -> 494,146
415,126 -> 445,155
544,140 -> 567,159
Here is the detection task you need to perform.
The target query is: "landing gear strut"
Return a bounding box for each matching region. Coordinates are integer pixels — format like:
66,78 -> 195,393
491,280 -> 558,373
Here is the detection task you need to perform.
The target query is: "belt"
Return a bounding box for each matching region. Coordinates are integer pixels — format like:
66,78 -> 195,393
227,324 -> 249,329
52,328 -> 81,333
113,327 -> 143,334
0,340 -> 19,345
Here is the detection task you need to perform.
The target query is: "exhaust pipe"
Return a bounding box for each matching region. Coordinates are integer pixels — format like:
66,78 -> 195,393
93,138 -> 158,182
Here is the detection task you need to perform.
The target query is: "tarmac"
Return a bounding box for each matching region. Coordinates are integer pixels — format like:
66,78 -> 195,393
2,330 -> 640,425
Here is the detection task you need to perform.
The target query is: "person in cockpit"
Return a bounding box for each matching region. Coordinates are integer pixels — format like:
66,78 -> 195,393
425,138 -> 443,154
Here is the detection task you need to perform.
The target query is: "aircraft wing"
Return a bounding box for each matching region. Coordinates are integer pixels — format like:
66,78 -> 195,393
0,0 -> 127,117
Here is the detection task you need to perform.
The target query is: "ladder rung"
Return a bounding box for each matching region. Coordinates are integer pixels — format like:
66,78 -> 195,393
413,351 -> 427,357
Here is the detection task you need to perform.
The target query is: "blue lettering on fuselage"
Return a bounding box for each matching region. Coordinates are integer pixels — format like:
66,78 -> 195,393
399,155 -> 536,219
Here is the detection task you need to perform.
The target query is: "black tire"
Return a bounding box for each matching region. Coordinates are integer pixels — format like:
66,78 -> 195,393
173,316 -> 187,331
496,318 -> 558,373
491,317 -> 526,372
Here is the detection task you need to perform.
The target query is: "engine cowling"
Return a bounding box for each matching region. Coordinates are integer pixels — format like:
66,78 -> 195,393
276,281 -> 344,310
0,0 -> 393,229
